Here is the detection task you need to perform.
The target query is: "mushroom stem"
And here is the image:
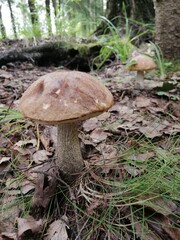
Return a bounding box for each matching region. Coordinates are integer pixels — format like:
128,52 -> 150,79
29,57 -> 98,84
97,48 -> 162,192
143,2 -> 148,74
57,122 -> 84,181
136,71 -> 144,89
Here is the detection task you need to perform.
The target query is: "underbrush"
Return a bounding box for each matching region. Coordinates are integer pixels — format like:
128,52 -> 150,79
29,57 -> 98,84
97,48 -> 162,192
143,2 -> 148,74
0,106 -> 179,239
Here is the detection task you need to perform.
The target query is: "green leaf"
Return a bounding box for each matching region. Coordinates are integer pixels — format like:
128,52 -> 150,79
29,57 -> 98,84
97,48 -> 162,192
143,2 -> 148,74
126,59 -> 137,67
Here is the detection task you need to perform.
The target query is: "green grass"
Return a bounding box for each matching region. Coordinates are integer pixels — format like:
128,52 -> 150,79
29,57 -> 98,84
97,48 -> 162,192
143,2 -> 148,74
93,16 -> 135,68
56,136 -> 179,239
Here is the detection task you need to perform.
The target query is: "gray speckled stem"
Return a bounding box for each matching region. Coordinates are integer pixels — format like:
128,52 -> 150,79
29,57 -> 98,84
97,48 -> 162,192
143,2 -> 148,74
57,122 -> 84,182
135,71 -> 144,89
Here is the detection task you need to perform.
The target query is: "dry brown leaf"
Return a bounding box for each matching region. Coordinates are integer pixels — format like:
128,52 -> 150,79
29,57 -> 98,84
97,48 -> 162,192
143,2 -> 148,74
125,207 -> 162,240
32,150 -> 51,163
161,217 -> 180,240
130,152 -> 155,162
17,216 -> 43,237
32,169 -> 57,208
124,165 -> 141,177
110,104 -> 133,115
83,117 -> 99,132
96,143 -> 117,160
1,194 -> 19,219
143,79 -> 163,89
116,122 -> 139,131
0,157 -> 11,178
0,194 -> 19,236
90,128 -> 111,143
15,139 -> 37,148
0,157 -> 10,164
137,197 -> 177,216
87,200 -> 103,215
139,125 -> 163,138
45,218 -> 68,240
20,180 -> 35,195
1,232 -> 17,240
0,71 -> 13,79
40,133 -> 50,151
97,112 -> 110,121
121,113 -> 143,123
135,96 -> 151,108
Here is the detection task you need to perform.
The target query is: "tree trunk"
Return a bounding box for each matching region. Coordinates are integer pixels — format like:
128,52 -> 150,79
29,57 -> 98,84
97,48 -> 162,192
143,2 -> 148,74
154,0 -> 180,59
28,0 -> 41,37
131,0 -> 154,22
94,0 -> 154,39
28,0 -> 38,25
7,0 -> 17,38
0,5 -> 6,39
45,0 -> 52,35
52,0 -> 58,17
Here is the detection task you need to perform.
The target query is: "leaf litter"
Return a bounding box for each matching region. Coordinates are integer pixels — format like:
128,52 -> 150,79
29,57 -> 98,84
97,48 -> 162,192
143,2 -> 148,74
0,53 -> 179,239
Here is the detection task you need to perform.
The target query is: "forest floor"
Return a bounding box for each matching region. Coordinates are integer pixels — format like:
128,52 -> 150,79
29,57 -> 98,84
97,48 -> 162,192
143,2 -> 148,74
0,41 -> 180,239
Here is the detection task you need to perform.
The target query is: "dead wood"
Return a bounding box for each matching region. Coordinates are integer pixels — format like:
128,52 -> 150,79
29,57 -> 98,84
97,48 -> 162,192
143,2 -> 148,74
0,41 -> 101,71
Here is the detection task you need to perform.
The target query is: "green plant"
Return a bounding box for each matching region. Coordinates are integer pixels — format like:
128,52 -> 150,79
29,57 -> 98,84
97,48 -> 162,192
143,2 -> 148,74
93,16 -> 135,69
149,42 -> 173,80
75,137 -> 180,239
0,106 -> 23,124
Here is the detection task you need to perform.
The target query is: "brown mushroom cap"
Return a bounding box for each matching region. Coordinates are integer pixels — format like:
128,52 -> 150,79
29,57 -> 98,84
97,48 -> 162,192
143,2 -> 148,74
19,71 -> 114,124
128,55 -> 156,71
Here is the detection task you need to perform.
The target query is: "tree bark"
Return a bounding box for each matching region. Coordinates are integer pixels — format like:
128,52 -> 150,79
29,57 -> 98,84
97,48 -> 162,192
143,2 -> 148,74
0,5 -> 6,39
28,0 -> 38,25
52,0 -> 58,17
94,0 -> 154,40
45,0 -> 52,35
28,0 -> 41,37
7,0 -> 17,38
154,0 -> 180,59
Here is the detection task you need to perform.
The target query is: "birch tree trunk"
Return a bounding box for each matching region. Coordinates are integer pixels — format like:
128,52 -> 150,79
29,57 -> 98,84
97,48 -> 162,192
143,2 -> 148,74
154,0 -> 180,59
0,5 -> 6,39
7,0 -> 17,38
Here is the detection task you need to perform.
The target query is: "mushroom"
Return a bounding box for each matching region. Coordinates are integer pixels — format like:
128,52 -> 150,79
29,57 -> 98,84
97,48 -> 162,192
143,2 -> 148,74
127,55 -> 156,89
19,71 -> 114,181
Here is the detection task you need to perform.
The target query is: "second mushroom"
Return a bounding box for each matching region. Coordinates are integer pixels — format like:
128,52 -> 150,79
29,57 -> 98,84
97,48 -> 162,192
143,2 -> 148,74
128,54 -> 156,89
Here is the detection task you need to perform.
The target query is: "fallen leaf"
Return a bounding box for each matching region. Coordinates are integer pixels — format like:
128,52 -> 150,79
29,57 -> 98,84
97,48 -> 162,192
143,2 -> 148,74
139,121 -> 168,138
20,180 -> 35,195
135,96 -> 151,108
116,122 -> 139,131
97,112 -> 110,121
87,200 -> 104,215
32,150 -> 51,163
0,157 -> 10,164
124,165 -> 141,177
40,133 -> 50,151
32,166 -> 57,208
17,216 -> 43,237
137,197 -> 177,216
83,117 -> 99,132
15,139 -> 37,148
45,218 -> 68,240
130,152 -> 155,162
90,128 -> 111,143
0,71 -> 13,79
110,104 -> 133,116
0,194 -> 19,233
96,143 -> 117,160
1,232 -> 17,240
